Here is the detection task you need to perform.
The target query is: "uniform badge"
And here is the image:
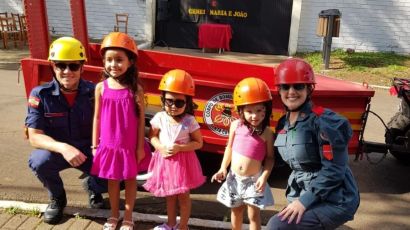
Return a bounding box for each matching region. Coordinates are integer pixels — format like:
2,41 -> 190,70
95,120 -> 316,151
322,145 -> 333,160
28,96 -> 40,108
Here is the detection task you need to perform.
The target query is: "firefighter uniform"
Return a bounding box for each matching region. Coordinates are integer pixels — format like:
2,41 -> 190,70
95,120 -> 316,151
267,102 -> 360,229
26,79 -> 106,198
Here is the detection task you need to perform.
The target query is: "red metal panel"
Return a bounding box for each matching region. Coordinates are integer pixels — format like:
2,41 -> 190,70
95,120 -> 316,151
20,49 -> 375,156
23,0 -> 50,59
70,0 -> 90,62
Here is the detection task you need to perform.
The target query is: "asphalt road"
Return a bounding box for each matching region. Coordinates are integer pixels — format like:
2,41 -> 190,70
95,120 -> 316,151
0,65 -> 409,229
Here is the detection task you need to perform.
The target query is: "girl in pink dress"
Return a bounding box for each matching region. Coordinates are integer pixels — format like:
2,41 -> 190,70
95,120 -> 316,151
91,32 -> 145,230
143,69 -> 206,230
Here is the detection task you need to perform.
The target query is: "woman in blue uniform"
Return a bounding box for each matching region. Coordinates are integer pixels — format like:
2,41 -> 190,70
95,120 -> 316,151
267,58 -> 359,229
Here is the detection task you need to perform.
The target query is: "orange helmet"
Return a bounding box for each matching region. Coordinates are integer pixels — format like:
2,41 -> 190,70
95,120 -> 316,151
233,77 -> 272,106
159,69 -> 195,96
100,32 -> 138,57
274,58 -> 316,85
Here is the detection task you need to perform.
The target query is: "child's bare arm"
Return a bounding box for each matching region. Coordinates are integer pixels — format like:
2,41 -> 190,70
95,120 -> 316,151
173,128 -> 203,152
211,120 -> 238,183
91,82 -> 103,155
255,128 -> 274,191
135,84 -> 145,162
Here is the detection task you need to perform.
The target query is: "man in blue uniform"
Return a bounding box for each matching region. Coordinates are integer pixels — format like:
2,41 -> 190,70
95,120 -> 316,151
25,37 -> 105,224
267,58 -> 359,229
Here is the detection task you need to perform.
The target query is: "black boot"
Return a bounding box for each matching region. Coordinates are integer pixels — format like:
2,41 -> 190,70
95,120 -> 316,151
82,176 -> 104,209
44,192 -> 67,224
88,191 -> 104,209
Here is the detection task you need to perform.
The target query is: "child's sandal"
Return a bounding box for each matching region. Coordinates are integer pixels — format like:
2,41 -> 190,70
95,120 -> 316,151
103,217 -> 119,230
119,220 -> 134,230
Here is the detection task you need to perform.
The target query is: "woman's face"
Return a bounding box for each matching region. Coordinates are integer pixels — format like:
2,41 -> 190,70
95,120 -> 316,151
279,84 -> 308,111
243,103 -> 266,127
163,92 -> 186,116
103,49 -> 132,78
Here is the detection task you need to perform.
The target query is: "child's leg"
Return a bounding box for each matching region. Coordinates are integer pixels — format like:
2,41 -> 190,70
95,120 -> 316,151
108,179 -> 120,218
231,205 -> 246,230
123,179 -> 136,222
247,205 -> 261,230
166,195 -> 178,227
177,191 -> 191,230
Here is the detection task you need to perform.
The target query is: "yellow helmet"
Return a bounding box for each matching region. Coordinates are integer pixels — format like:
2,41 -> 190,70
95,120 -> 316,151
48,37 -> 87,61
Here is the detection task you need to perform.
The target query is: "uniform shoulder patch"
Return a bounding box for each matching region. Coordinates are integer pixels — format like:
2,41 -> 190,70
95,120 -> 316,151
312,105 -> 325,116
322,144 -> 333,161
28,96 -> 40,108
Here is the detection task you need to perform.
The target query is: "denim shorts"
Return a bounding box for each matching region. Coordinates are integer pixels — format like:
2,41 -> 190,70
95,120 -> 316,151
216,170 -> 274,209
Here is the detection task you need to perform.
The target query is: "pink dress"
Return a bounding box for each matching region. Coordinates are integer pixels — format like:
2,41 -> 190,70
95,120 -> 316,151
91,80 -> 138,180
143,111 -> 206,197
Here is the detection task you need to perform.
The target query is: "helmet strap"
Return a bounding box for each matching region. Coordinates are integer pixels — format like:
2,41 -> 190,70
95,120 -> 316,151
103,70 -> 126,83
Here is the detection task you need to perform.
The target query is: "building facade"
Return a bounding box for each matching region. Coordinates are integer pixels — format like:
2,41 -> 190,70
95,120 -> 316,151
1,0 -> 409,55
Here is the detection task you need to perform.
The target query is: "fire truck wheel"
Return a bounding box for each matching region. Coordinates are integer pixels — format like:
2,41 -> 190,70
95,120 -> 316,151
386,127 -> 410,165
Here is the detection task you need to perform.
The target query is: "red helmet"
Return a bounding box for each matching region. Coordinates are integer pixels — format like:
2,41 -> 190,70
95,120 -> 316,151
274,58 -> 316,85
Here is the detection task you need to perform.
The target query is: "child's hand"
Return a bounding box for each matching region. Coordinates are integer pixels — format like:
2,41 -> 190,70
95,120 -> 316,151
136,147 -> 145,163
166,143 -> 180,155
158,144 -> 174,158
211,169 -> 227,183
255,176 -> 267,194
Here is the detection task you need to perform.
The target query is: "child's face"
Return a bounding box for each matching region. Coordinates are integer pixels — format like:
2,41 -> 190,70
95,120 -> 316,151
243,103 -> 266,127
103,49 -> 132,78
163,92 -> 186,116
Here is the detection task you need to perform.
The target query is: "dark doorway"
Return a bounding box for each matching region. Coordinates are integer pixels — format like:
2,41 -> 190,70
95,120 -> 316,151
154,0 -> 293,55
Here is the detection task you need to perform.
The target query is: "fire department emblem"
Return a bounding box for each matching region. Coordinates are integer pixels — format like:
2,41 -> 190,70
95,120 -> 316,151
203,92 -> 238,137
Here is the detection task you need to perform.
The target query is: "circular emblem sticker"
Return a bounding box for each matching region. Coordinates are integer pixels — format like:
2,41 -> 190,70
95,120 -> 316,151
203,92 -> 238,137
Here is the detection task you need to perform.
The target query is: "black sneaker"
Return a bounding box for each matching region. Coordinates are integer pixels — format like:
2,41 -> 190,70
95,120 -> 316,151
44,193 -> 67,224
89,192 -> 104,209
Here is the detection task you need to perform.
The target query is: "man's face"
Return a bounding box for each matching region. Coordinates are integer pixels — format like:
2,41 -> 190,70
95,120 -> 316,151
51,61 -> 83,91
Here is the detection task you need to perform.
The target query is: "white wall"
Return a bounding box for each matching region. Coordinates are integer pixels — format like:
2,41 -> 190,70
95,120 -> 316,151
3,0 -> 410,54
297,0 -> 410,54
45,0 -> 148,41
0,0 -> 150,42
0,0 -> 24,14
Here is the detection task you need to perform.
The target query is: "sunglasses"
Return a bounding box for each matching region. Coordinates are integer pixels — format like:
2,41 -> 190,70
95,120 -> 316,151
279,84 -> 306,91
164,98 -> 186,108
54,63 -> 82,72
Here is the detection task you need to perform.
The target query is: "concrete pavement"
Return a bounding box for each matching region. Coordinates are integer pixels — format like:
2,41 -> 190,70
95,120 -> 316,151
0,46 -> 410,229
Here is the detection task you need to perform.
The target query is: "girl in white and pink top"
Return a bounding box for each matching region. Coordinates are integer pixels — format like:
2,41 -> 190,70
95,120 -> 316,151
143,69 -> 205,230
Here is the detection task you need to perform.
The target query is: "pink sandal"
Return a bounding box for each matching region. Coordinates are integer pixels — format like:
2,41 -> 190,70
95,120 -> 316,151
120,220 -> 134,230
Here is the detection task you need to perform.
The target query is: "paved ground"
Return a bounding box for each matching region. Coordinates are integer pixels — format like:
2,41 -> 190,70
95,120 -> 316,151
0,46 -> 409,229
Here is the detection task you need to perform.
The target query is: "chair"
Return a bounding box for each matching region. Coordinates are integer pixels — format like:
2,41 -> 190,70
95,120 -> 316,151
0,16 -> 22,48
11,13 -> 20,30
16,14 -> 27,44
0,12 -> 8,18
114,13 -> 128,34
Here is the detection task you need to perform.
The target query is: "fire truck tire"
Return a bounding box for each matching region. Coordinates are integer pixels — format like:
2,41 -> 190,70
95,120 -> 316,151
385,127 -> 410,165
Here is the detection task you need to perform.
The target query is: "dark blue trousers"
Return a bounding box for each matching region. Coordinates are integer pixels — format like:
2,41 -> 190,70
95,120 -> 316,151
28,149 -> 108,198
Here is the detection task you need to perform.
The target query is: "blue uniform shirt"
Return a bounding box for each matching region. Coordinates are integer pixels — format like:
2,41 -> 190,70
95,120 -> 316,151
274,101 -> 359,221
25,78 -> 95,150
